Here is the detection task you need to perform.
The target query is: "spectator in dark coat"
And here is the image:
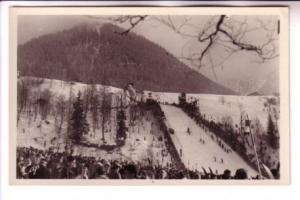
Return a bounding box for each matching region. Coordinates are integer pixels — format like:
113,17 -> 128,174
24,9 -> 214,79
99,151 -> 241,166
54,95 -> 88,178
34,159 -> 50,179
222,169 -> 231,179
234,168 -> 248,179
107,162 -> 122,179
120,164 -> 137,179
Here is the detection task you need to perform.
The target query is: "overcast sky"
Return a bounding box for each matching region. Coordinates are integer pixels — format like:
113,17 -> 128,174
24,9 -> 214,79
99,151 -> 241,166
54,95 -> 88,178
18,15 -> 279,94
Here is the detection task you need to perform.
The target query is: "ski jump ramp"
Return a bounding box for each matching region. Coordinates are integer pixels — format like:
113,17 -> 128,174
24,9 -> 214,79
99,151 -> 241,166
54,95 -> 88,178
161,105 -> 258,177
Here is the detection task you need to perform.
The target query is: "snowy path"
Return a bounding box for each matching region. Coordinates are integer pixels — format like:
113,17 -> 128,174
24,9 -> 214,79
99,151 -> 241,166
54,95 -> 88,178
161,105 -> 258,177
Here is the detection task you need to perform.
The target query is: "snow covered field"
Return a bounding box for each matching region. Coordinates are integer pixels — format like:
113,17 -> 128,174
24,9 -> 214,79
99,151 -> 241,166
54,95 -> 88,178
17,77 -> 278,174
161,105 -> 258,177
20,76 -> 123,99
17,77 -> 171,166
17,111 -> 171,165
150,91 -> 279,134
24,77 -> 279,133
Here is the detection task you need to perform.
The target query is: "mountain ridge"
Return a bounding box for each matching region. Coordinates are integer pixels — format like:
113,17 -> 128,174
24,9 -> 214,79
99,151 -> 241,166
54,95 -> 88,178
18,23 -> 236,95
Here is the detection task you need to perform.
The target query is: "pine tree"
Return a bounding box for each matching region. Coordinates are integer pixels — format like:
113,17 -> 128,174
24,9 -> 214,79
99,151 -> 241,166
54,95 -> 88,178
70,91 -> 90,144
178,92 -> 186,107
116,109 -> 128,142
267,114 -> 279,149
66,86 -> 74,136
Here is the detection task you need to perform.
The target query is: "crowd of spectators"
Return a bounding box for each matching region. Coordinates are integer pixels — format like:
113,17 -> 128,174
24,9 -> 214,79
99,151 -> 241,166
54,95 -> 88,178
17,146 -> 259,180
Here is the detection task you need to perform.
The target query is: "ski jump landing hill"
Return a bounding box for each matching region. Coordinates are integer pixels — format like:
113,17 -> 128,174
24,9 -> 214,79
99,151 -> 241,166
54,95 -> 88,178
161,104 -> 258,177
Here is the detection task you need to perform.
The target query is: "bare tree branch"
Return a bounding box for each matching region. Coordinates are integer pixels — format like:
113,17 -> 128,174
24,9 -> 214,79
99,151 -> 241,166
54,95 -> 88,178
152,16 -> 199,38
110,15 -> 148,34
108,14 -> 279,75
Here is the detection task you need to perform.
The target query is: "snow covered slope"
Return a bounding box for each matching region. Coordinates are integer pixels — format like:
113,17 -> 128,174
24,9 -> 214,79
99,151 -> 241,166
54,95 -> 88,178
20,76 -> 123,98
161,104 -> 258,177
17,110 -> 171,166
17,77 -> 171,166
17,77 -> 278,174
149,92 -> 279,134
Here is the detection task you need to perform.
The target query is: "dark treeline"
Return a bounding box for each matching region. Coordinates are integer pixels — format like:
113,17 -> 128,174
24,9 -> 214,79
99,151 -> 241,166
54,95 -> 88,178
18,23 -> 234,94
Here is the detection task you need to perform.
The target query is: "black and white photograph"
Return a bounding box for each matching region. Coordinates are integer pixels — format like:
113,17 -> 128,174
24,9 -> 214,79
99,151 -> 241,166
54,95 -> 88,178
10,7 -> 289,184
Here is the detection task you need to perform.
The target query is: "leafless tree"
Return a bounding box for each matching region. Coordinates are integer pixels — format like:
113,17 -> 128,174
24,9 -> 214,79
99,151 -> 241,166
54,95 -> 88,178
66,85 -> 75,137
99,87 -> 112,143
252,117 -> 264,135
87,86 -> 97,131
221,115 -> 234,131
38,89 -> 52,121
54,95 -> 66,134
109,15 -> 279,77
109,15 -> 148,35
17,79 -> 30,122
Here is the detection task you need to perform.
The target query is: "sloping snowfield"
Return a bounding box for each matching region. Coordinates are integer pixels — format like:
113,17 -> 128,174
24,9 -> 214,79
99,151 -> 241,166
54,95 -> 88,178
161,105 -> 258,177
17,77 -> 278,174
17,77 -> 172,166
151,92 -> 279,133
17,112 -> 171,166
20,77 -> 123,99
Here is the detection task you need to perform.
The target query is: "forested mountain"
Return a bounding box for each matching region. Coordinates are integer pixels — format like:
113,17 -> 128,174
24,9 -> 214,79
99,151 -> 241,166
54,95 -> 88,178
18,23 -> 235,94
